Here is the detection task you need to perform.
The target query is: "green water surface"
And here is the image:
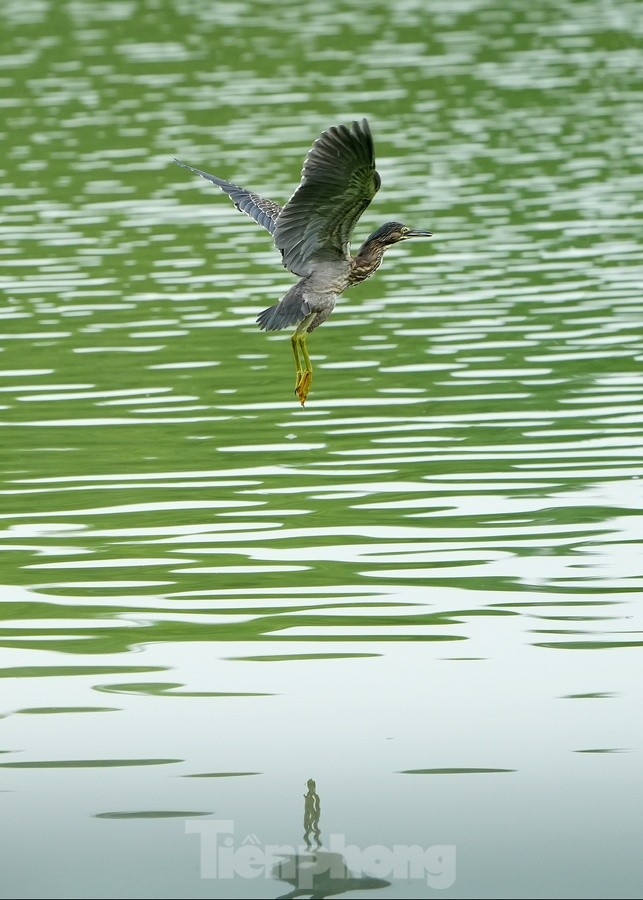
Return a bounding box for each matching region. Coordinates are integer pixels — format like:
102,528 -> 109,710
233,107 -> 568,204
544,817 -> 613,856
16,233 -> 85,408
0,1 -> 641,898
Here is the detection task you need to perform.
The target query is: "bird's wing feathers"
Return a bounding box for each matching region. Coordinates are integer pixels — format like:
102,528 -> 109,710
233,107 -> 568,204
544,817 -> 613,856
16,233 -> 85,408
273,119 -> 381,276
175,120 -> 379,277
174,159 -> 282,235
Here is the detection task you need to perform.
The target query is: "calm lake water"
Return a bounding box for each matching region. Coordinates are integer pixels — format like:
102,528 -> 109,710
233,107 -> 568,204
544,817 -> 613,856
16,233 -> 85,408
1,1 -> 642,897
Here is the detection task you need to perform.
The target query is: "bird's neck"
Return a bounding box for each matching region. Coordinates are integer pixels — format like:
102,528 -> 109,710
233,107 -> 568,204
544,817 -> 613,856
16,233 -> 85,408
350,239 -> 386,285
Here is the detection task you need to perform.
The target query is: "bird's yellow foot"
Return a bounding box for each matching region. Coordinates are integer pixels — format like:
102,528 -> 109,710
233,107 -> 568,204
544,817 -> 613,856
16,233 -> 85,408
295,369 -> 312,407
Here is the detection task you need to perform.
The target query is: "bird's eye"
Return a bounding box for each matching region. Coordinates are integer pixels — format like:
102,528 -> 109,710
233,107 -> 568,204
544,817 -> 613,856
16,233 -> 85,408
401,226 -> 409,234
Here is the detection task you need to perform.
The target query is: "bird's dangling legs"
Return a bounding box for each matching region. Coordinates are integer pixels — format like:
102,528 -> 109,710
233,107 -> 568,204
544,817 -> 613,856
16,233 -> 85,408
291,314 -> 315,407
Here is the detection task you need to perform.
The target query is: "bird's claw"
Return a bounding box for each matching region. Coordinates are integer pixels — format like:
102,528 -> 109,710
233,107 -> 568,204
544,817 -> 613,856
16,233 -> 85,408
295,370 -> 312,407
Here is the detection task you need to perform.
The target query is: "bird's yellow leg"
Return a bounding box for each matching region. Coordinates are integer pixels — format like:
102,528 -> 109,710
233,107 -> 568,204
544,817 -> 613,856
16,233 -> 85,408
291,330 -> 303,389
291,316 -> 314,406
296,332 -> 313,406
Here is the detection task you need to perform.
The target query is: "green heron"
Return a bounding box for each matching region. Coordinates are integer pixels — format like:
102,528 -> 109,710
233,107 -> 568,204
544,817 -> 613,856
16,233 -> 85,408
175,119 -> 432,406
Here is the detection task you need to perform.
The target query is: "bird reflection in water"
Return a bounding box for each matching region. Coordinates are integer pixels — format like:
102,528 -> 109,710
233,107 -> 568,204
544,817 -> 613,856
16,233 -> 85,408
272,778 -> 390,899
303,778 -> 321,850
176,120 -> 432,406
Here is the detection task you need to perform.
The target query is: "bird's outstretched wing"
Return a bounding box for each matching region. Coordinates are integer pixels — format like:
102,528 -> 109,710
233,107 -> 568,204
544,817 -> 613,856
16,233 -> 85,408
174,159 -> 282,235
273,119 -> 381,277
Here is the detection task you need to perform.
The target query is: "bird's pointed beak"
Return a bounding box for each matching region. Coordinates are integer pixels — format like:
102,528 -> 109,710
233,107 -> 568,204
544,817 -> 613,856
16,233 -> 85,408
405,229 -> 433,239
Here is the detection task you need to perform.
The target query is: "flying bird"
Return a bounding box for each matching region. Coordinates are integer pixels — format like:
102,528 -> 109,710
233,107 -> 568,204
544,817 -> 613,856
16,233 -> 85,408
175,120 -> 432,406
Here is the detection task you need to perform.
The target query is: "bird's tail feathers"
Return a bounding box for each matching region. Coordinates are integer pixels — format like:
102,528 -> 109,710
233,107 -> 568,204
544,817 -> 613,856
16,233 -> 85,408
257,283 -> 310,332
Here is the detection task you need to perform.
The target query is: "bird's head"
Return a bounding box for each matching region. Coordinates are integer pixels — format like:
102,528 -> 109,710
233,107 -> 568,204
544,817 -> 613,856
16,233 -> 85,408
367,221 -> 433,247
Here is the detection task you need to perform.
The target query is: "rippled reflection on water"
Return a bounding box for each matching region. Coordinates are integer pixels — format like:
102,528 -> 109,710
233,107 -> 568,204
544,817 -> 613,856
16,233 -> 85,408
1,0 -> 642,897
